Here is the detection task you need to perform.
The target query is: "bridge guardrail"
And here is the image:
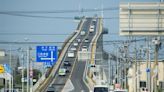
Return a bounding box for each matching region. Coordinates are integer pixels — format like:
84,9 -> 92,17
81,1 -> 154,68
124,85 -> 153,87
83,18 -> 103,91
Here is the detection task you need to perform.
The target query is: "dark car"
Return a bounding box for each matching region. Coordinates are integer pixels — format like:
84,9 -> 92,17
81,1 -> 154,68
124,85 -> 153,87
64,61 -> 71,66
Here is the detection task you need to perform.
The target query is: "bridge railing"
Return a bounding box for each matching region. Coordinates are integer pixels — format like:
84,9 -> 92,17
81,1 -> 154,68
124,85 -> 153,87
83,18 -> 103,90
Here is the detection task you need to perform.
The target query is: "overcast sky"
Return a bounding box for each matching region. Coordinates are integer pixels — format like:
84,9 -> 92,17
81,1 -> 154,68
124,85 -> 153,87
0,0 -> 160,51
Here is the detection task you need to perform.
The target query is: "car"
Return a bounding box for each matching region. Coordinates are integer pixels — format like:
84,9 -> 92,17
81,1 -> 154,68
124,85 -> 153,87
80,31 -> 85,35
58,68 -> 66,76
89,25 -> 94,32
77,39 -> 81,43
84,39 -> 89,42
64,61 -> 71,66
82,46 -> 88,51
70,47 -> 77,51
64,67 -> 70,73
73,42 -> 78,46
67,51 -> 75,58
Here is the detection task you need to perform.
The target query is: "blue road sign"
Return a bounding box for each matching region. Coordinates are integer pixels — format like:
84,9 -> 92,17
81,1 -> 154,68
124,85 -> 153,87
3,64 -> 11,73
44,62 -> 54,68
36,46 -> 58,64
146,68 -> 150,72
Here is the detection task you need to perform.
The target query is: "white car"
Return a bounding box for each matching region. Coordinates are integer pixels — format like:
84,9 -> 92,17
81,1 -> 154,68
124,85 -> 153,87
58,68 -> 66,76
70,47 -> 76,51
89,25 -> 94,32
82,46 -> 88,51
77,39 -> 81,43
80,31 -> 85,35
73,42 -> 78,46
84,39 -> 89,42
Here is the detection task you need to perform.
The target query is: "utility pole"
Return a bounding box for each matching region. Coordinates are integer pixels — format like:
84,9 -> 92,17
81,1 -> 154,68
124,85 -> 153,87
20,49 -> 24,92
152,37 -> 161,92
124,43 -> 128,89
154,43 -> 158,92
116,48 -> 119,84
134,47 -> 137,92
108,55 -> 111,85
146,37 -> 151,92
26,47 -> 30,92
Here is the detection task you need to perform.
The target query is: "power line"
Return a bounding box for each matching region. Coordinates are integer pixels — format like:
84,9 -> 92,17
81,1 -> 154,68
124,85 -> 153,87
0,7 -> 118,14
0,7 -> 119,19
0,38 -> 147,45
0,13 -> 74,19
0,12 -> 119,20
0,33 -> 72,36
0,32 -> 120,35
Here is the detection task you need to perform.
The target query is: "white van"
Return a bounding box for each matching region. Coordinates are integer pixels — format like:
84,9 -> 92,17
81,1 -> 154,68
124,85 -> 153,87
68,51 -> 75,58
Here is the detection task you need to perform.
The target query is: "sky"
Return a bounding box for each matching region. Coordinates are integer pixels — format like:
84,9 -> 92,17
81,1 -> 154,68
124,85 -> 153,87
0,0 -> 161,52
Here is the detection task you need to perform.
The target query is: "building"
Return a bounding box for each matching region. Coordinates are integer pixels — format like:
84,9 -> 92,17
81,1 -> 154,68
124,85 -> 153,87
128,60 -> 164,92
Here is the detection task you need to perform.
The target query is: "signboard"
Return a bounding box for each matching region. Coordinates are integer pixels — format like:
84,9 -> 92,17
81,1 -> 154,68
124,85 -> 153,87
44,62 -> 54,68
120,3 -> 164,36
36,46 -> 58,65
0,65 -> 4,73
3,64 -> 11,73
146,68 -> 150,73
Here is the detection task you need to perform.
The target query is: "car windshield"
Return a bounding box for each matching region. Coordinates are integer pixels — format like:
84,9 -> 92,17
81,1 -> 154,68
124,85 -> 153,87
94,87 -> 108,92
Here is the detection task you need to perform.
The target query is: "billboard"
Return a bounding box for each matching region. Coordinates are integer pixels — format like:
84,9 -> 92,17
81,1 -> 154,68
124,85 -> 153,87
120,2 -> 164,36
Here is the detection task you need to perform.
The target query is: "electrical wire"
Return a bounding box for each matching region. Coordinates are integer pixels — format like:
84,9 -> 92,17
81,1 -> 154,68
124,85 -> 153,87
0,7 -> 119,19
0,38 -> 147,45
0,7 -> 118,14
0,12 -> 119,20
0,33 -> 72,36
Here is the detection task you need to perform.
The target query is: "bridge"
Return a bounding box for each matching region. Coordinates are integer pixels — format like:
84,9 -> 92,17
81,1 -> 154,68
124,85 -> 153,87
32,16 -> 107,92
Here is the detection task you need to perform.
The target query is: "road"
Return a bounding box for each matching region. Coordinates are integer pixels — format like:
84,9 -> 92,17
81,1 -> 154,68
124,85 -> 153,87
70,18 -> 99,92
46,17 -> 97,92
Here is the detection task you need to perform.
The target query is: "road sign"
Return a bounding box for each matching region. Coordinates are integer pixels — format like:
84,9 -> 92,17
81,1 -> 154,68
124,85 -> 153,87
36,46 -> 58,63
146,68 -> 150,72
44,62 -> 54,68
3,64 -> 11,73
0,65 -> 5,73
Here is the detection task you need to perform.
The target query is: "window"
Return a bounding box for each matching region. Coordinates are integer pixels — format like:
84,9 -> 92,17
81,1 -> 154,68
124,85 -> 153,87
159,81 -> 164,89
94,87 -> 108,92
140,81 -> 146,88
